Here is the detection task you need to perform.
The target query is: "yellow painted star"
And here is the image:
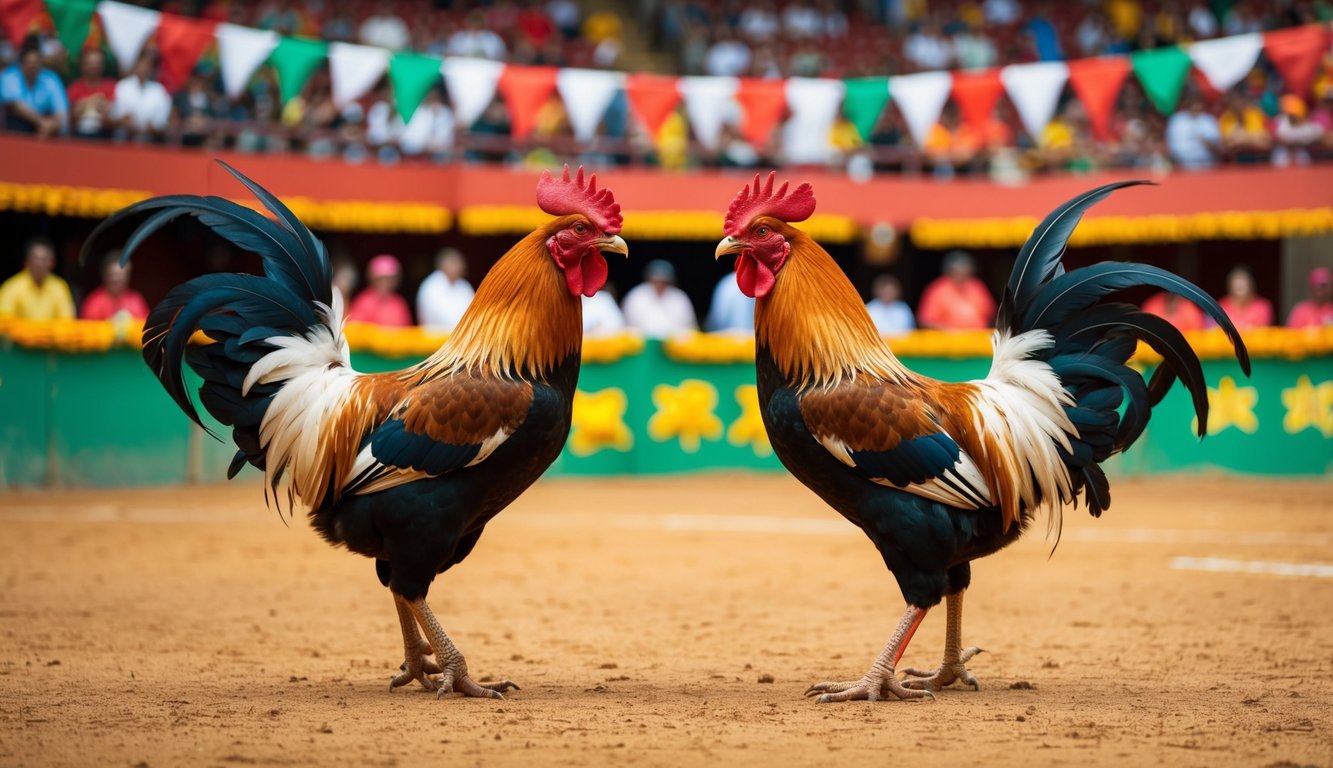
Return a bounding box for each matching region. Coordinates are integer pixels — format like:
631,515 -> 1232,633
727,384 -> 772,457
568,388 -> 633,456
648,379 -> 723,452
1192,376 -> 1259,435
1281,375 -> 1333,437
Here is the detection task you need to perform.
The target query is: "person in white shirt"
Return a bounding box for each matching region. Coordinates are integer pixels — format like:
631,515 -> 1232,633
705,26 -> 751,77
865,274 -> 915,336
621,260 -> 698,339
903,19 -> 953,71
359,0 -> 411,50
582,287 -> 626,337
1165,95 -> 1221,170
113,52 -> 171,140
705,268 -> 755,332
447,12 -> 508,60
415,247 -> 475,332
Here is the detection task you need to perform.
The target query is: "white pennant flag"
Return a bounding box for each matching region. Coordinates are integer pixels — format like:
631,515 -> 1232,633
328,42 -> 391,107
782,77 -> 845,164
97,1 -> 160,73
1000,61 -> 1070,139
442,57 -> 505,129
679,76 -> 739,150
888,70 -> 952,147
1189,33 -> 1263,92
556,68 -> 624,143
216,24 -> 278,98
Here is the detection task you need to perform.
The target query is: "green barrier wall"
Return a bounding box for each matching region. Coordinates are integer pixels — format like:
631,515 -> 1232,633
1,341 -> 1328,488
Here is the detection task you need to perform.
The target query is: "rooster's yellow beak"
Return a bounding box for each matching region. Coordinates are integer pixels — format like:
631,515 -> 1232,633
715,236 -> 743,260
598,235 -> 629,257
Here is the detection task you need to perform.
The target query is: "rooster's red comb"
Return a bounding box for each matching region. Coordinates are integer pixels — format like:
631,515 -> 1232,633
723,172 -> 816,237
536,165 -> 622,235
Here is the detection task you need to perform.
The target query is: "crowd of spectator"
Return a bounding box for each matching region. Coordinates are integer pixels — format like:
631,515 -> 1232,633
3,236 -> 1330,334
2,0 -> 1331,173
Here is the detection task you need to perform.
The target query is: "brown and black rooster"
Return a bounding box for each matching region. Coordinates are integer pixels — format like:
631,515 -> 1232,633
84,164 -> 627,699
715,174 -> 1248,702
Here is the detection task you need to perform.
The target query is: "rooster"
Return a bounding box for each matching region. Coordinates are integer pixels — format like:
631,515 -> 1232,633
715,174 -> 1248,703
83,163 -> 627,699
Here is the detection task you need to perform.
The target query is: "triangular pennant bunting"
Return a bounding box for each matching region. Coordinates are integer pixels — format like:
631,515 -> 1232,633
1001,61 -> 1069,140
497,65 -> 558,139
216,23 -> 277,98
625,74 -> 681,138
389,52 -> 443,122
556,68 -> 623,142
1067,55 -> 1131,141
269,36 -> 328,105
842,76 -> 890,141
155,13 -> 216,92
47,0 -> 97,60
328,41 -> 390,107
1189,33 -> 1263,93
888,71 -> 952,147
0,0 -> 44,49
97,1 -> 161,73
441,56 -> 504,130
1131,45 -> 1192,115
783,77 -> 844,164
734,78 -> 788,147
1263,24 -> 1330,97
951,69 -> 1004,132
679,75 -> 740,150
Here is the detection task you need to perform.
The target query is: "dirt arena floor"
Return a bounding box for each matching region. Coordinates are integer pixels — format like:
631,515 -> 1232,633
0,474 -> 1329,767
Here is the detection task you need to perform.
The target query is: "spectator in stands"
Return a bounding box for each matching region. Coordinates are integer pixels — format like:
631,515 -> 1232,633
983,0 -> 1023,26
331,257 -> 359,304
80,252 -> 149,322
258,0 -> 306,36
113,52 -> 171,143
705,268 -> 755,332
448,11 -> 508,61
904,17 -> 953,71
865,274 -> 915,336
917,250 -> 995,329
782,0 -> 823,39
622,260 -> 698,339
1024,2 -> 1064,61
925,105 -> 980,178
706,24 -> 752,77
399,87 -> 455,161
1214,265 -> 1273,329
1143,291 -> 1205,331
1166,93 -> 1221,170
172,66 -> 223,148
1186,0 -> 1219,38
359,0 -> 411,50
953,19 -> 998,71
1,38 -> 67,137
67,48 -> 115,140
583,285 -> 626,337
416,248 -> 474,333
518,1 -> 557,49
1287,266 -> 1333,328
322,0 -> 357,42
347,255 -> 411,327
0,236 -> 74,321
1272,95 -> 1324,168
739,0 -> 782,42
548,0 -> 581,39
1219,89 -> 1272,163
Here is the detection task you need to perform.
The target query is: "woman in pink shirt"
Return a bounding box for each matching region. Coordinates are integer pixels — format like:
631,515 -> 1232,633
916,251 -> 996,329
1288,266 -> 1333,328
1214,266 -> 1273,329
80,254 -> 149,320
346,254 -> 412,327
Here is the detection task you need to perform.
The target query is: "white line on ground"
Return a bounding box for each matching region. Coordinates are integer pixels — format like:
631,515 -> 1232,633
1168,556 -> 1333,578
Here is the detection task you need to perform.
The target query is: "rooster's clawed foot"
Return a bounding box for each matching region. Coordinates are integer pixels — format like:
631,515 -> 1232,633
901,646 -> 984,692
804,674 -> 934,703
390,639 -> 443,691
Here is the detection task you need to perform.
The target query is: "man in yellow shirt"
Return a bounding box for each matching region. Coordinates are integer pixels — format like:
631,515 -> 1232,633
0,236 -> 75,320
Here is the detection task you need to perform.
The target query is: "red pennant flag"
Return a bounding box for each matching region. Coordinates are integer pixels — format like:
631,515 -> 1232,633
1263,24 -> 1330,97
734,78 -> 787,147
625,73 -> 681,138
1068,55 -> 1131,142
950,69 -> 1004,132
0,0 -> 43,48
156,13 -> 217,93
497,65 -> 559,139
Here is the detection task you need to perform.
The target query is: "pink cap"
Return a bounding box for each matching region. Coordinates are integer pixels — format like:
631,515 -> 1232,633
368,254 -> 401,278
1311,266 -> 1331,287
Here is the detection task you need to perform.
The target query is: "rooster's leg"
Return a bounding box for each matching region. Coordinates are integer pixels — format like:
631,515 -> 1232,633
406,597 -> 519,700
389,593 -> 443,691
901,590 -> 984,691
804,605 -> 932,703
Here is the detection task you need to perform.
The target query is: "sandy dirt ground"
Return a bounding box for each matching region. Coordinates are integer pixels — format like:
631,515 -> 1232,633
0,474 -> 1329,768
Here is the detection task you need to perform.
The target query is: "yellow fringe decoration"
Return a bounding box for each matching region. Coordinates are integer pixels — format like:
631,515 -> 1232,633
460,206 -> 860,243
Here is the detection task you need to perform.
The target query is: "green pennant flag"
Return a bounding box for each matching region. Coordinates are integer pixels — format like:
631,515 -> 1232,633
389,52 -> 443,122
269,36 -> 329,106
1131,46 -> 1192,115
46,0 -> 96,62
842,77 -> 891,141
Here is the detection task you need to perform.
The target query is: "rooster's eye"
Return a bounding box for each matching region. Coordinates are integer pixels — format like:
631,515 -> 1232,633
756,226 -> 769,237
573,223 -> 588,235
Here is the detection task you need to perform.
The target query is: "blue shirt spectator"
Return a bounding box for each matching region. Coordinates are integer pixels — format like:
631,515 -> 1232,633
1,45 -> 68,136
865,275 -> 915,337
705,270 -> 756,332
1024,17 -> 1064,62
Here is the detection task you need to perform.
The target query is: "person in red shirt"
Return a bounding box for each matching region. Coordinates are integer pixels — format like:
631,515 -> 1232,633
917,250 -> 996,329
81,252 -> 150,321
1142,291 -> 1205,331
1287,266 -> 1333,328
1214,265 -> 1273,329
346,254 -> 412,327
66,48 -> 116,140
